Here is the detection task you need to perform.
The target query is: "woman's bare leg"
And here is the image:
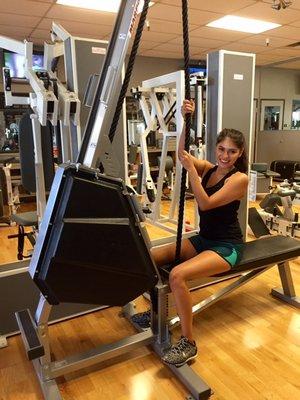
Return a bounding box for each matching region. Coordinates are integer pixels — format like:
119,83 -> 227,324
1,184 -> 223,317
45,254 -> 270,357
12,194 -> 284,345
169,251 -> 231,342
151,238 -> 197,267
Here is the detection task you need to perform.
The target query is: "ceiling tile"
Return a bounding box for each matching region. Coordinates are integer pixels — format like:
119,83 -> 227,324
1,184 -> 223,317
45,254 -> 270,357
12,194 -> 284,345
160,0 -> 256,14
266,25 -> 300,39
29,28 -> 49,40
290,0 -> 300,10
130,40 -> 160,51
140,49 -> 182,59
169,35 -> 230,49
36,19 -> 112,38
233,2 -> 300,24
288,19 -> 300,27
221,42 -> 268,54
0,13 -> 40,28
189,26 -> 252,41
143,19 -> 198,34
0,24 -> 33,37
239,34 -> 296,48
148,3 -> 222,26
255,52 -> 290,65
45,4 -> 116,25
273,59 -> 300,69
260,48 -> 300,57
137,30 -> 178,42
151,42 -> 207,54
0,0 -> 51,17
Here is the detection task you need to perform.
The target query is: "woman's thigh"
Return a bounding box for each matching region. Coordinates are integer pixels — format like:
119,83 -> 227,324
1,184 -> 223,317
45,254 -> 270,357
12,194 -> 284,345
170,250 -> 231,282
151,238 -> 198,267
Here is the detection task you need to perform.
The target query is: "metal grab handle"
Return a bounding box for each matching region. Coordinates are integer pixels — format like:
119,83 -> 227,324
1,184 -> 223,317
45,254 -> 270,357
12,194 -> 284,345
83,73 -> 99,107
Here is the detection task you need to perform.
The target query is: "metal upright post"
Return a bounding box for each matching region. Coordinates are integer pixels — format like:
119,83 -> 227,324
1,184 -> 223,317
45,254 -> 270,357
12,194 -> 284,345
30,114 -> 47,222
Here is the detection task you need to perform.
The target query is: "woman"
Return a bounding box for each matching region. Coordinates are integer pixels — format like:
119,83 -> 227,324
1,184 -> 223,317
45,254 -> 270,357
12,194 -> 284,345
134,99 -> 249,367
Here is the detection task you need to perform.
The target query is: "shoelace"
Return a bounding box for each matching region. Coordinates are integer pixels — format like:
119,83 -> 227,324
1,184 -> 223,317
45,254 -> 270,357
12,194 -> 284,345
168,338 -> 190,355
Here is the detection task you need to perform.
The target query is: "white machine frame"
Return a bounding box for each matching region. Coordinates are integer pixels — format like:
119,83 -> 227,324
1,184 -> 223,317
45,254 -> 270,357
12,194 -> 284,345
135,71 -> 199,242
1,33 -> 81,221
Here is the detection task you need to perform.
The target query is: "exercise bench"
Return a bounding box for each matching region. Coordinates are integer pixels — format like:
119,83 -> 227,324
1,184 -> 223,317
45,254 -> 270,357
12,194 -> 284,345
158,235 -> 300,332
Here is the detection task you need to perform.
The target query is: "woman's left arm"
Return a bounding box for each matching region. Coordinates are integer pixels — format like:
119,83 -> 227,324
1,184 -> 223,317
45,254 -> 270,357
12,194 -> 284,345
180,151 -> 248,211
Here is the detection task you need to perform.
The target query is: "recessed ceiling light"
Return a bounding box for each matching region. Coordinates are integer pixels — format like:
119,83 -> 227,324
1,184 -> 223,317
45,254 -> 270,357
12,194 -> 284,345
206,15 -> 281,34
57,0 -> 154,13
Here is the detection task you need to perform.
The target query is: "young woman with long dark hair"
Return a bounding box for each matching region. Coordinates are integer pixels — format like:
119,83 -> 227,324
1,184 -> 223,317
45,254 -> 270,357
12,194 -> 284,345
133,99 -> 249,366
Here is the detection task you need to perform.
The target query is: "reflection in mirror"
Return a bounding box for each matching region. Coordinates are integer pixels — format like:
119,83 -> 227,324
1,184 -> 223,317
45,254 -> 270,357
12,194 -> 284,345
291,99 -> 300,129
260,100 -> 284,131
263,106 -> 280,130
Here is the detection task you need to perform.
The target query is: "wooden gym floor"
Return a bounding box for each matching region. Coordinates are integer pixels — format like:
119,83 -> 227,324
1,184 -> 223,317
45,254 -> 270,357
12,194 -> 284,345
0,199 -> 299,400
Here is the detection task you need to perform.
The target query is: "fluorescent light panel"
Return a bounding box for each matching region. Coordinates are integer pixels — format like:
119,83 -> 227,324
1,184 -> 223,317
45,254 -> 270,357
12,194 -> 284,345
206,15 -> 281,34
57,0 -> 154,13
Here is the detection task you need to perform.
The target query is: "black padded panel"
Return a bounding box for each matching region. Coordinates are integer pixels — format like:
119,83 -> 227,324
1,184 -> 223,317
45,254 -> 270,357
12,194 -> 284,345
270,160 -> 300,181
19,112 -> 55,192
11,211 -> 38,227
160,235 -> 300,278
248,207 -> 270,238
0,167 -> 8,204
30,164 -> 158,306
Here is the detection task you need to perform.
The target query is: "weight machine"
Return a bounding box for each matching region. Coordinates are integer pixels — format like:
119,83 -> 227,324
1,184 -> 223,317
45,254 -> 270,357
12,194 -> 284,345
1,33 -> 81,222
132,71 -> 206,242
0,26 -> 112,344
257,181 -> 300,238
15,1 -> 212,399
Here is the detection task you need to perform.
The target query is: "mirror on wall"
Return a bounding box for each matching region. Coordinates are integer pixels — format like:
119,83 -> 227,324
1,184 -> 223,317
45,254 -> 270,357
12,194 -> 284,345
260,99 -> 284,131
291,99 -> 300,129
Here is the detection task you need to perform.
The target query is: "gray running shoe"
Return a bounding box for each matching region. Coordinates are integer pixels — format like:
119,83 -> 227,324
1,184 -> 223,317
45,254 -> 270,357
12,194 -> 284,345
131,310 -> 151,328
162,336 -> 197,367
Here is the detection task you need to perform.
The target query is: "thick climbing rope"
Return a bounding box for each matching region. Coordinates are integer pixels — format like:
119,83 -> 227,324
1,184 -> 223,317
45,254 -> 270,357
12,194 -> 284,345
108,0 -> 150,143
174,0 -> 191,265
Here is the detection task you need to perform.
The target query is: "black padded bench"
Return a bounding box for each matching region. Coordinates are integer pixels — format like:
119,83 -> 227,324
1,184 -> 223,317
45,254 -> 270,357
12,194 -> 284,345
217,235 -> 300,276
161,235 -> 300,278
159,235 -> 300,330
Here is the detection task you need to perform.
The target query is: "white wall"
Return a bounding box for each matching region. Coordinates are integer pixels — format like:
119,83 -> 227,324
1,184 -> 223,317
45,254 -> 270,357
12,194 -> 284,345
255,67 -> 300,165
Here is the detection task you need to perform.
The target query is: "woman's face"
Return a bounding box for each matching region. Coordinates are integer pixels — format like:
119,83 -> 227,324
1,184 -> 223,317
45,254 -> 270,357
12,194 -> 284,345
215,137 -> 243,170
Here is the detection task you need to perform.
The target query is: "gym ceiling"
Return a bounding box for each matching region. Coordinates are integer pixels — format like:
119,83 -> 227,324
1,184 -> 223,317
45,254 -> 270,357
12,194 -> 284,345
1,0 -> 300,68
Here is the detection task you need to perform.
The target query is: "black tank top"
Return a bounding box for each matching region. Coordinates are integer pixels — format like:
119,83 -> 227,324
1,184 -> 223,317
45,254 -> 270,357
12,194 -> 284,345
198,165 -> 243,243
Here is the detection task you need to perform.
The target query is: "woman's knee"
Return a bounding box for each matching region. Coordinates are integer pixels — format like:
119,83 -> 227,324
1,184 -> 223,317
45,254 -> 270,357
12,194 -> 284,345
169,267 -> 185,290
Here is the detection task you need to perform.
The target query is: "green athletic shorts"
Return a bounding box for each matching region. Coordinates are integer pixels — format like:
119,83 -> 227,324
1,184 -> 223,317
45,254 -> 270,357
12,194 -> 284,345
188,235 -> 244,268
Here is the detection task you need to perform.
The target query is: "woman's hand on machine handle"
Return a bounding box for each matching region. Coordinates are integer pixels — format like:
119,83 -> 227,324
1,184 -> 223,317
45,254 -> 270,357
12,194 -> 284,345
181,99 -> 195,117
179,150 -> 199,176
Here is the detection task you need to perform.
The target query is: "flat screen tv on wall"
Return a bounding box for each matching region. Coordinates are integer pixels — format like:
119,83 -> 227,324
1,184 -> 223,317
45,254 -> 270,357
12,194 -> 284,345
3,51 -> 44,78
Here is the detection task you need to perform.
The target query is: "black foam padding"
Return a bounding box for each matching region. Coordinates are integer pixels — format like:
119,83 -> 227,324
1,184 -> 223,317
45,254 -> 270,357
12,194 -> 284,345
160,235 -> 300,279
248,207 -> 270,238
251,163 -> 268,173
0,167 -> 8,204
15,309 -> 44,360
19,112 -> 55,192
11,211 -> 38,227
31,164 -> 158,306
270,160 -> 300,181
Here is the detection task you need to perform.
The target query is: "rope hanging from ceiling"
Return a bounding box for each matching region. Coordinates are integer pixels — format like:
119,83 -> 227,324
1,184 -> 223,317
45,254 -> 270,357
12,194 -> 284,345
174,0 -> 191,265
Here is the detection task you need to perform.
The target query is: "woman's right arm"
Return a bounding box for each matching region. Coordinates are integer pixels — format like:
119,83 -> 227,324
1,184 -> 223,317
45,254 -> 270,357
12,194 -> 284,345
179,99 -> 213,177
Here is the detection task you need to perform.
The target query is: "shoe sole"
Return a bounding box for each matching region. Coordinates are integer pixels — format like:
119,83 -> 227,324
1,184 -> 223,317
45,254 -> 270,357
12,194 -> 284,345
163,352 -> 198,368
